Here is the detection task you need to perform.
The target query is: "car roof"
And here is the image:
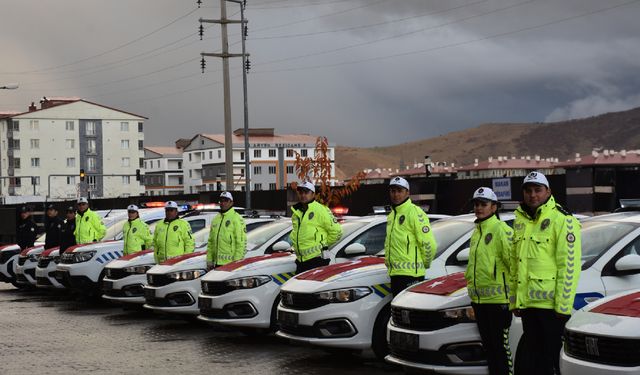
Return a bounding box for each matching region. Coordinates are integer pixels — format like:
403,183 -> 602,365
583,211 -> 640,223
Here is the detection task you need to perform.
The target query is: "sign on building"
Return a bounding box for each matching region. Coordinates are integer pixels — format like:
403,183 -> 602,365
492,178 -> 511,200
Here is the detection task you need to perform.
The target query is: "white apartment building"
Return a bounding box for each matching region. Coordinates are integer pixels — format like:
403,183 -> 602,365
143,146 -> 184,196
0,97 -> 146,201
182,128 -> 335,194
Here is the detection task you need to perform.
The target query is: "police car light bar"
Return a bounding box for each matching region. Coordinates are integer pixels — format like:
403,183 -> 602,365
331,206 -> 349,216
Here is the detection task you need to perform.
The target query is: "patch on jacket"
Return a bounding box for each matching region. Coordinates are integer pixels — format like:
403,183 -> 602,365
541,218 -> 550,230
309,212 -> 314,220
132,228 -> 137,233
85,217 -> 89,222
173,225 -> 178,232
485,233 -> 492,244
225,220 -> 230,227
566,233 -> 576,243
399,215 -> 405,225
422,226 -> 429,233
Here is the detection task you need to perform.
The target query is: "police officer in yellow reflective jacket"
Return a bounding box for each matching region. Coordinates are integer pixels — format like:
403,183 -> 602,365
290,181 -> 343,274
153,201 -> 195,263
384,177 -> 437,296
74,197 -> 106,244
508,172 -> 581,375
122,204 -> 153,256
207,192 -> 246,268
464,187 -> 513,375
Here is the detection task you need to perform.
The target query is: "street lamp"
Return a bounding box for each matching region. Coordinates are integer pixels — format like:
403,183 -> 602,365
0,83 -> 18,90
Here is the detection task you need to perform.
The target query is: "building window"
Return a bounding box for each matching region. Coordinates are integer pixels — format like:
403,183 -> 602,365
120,122 -> 129,132
10,177 -> 21,187
254,149 -> 262,158
11,120 -> 19,132
88,176 -> 97,188
122,157 -> 130,167
122,176 -> 130,184
253,166 -> 262,175
177,161 -> 182,169
301,149 -> 308,157
66,139 -> 75,149
66,176 -> 75,185
286,165 -> 294,174
209,151 -> 213,159
157,160 -> 160,168
66,158 -> 76,167
87,139 -> 96,154
87,157 -> 96,171
218,150 -> 221,158
140,158 -> 144,168
10,139 -> 20,150
65,121 -> 74,131
138,140 -> 143,150
178,177 -> 183,185
138,122 -> 144,132
13,158 -> 21,169
269,183 -> 277,190
31,158 -> 40,167
286,149 -> 294,157
121,140 -> 130,149
254,183 -> 262,191
240,152 -> 244,160
30,120 -> 39,131
268,166 -> 276,174
189,153 -> 192,161
33,177 -> 40,185
30,139 -> 39,149
268,149 -> 276,157
86,121 -> 96,136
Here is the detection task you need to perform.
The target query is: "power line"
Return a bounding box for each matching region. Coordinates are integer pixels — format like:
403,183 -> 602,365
250,0 -> 366,10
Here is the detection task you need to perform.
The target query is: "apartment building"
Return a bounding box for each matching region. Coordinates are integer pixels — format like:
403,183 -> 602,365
0,97 -> 146,201
143,146 -> 184,196
181,128 -> 335,193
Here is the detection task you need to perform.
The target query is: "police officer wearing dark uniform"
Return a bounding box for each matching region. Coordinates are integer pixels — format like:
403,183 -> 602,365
16,205 -> 38,250
59,206 -> 77,253
44,204 -> 64,250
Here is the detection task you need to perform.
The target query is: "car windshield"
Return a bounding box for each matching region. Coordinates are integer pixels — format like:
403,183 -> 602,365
581,220 -> 640,270
193,227 -> 210,248
432,219 -> 476,258
329,220 -> 372,249
246,221 -> 292,251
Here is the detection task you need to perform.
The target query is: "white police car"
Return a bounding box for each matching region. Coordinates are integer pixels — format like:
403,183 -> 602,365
15,245 -> 45,287
0,244 -> 25,287
386,212 -> 640,374
35,247 -> 63,289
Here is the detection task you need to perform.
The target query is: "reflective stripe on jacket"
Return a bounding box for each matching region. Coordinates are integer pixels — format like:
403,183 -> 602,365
465,214 -> 513,304
74,209 -> 106,244
508,196 -> 581,315
207,208 -> 246,266
123,218 -> 153,255
152,218 -> 195,263
384,198 -> 437,277
290,200 -> 342,262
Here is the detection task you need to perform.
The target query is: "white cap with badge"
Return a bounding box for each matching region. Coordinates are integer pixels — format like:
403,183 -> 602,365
127,204 -> 139,212
77,197 -> 89,204
164,201 -> 179,209
472,187 -> 498,202
220,191 -> 233,201
297,181 -> 316,193
522,171 -> 549,188
389,176 -> 410,190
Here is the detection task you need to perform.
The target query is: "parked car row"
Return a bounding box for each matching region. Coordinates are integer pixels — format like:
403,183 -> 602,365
2,210 -> 640,375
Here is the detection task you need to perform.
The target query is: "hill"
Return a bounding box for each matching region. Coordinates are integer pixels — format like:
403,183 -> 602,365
336,107 -> 640,177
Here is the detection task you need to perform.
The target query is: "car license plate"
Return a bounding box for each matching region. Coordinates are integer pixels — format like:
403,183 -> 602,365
390,331 -> 418,352
144,288 -> 156,299
278,310 -> 298,327
102,280 -> 113,291
198,297 -> 211,310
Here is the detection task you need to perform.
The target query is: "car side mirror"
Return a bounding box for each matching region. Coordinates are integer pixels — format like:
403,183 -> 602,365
272,241 -> 291,252
344,243 -> 366,255
614,254 -> 640,272
456,248 -> 470,263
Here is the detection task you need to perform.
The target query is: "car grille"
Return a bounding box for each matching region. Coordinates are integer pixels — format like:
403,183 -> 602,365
146,274 -> 174,287
18,256 -> 27,266
37,257 -> 52,268
390,307 -> 457,331
280,292 -> 330,311
201,281 -> 234,296
0,249 -> 20,263
564,329 -> 640,367
106,268 -> 128,280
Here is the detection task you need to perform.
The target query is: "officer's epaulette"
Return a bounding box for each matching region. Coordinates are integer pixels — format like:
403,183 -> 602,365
555,204 -> 571,216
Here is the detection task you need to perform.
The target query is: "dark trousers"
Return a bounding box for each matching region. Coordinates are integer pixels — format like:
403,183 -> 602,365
472,303 -> 513,375
295,256 -> 329,274
390,275 -> 422,296
517,308 -> 570,375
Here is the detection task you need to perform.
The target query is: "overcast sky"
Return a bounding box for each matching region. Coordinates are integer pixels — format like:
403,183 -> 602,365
1,0 -> 639,147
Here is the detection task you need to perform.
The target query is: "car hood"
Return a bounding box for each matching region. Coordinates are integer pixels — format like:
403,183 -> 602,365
147,252 -> 207,274
106,250 -> 155,269
0,244 -> 21,253
68,240 -> 123,253
201,252 -> 296,281
566,291 -> 640,339
392,272 -> 471,310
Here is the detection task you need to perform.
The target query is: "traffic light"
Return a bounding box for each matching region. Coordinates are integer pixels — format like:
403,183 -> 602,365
136,169 -> 141,181
80,169 -> 85,181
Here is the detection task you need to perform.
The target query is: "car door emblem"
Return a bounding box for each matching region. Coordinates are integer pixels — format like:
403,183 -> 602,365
401,309 -> 411,325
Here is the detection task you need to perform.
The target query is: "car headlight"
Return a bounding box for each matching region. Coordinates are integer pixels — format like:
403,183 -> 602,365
225,275 -> 271,290
315,287 -> 372,303
167,269 -> 208,281
123,265 -> 153,274
73,251 -> 96,263
440,306 -> 476,322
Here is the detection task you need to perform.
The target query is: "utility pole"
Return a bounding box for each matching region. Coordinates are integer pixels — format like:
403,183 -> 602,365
200,0 -> 249,194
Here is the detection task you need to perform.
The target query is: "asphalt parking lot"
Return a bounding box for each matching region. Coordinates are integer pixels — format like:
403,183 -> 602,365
0,283 -> 402,375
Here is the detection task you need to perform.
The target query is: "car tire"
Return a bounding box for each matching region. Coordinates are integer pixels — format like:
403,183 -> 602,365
371,303 -> 391,360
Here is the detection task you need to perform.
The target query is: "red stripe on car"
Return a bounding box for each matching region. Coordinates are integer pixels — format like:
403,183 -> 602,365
161,251 -> 206,265
120,249 -> 154,261
295,257 -> 385,281
590,291 -> 640,318
41,247 -> 60,257
408,272 -> 467,296
216,252 -> 292,272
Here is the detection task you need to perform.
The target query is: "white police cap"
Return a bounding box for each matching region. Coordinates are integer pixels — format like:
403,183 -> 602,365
164,201 -> 179,209
389,176 -> 410,190
297,181 -> 315,193
522,171 -> 549,188
77,197 -> 88,204
220,191 -> 233,201
472,187 -> 498,202
127,204 -> 139,212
